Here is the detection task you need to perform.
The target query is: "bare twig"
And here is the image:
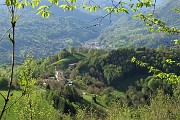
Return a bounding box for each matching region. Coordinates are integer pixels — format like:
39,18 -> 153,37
0,92 -> 6,100
4,95 -> 24,111
85,1 -> 122,28
0,27 -> 12,42
0,2 -> 16,119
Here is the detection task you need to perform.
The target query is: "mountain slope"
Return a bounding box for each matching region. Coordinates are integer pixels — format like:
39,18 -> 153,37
0,4 -> 108,63
85,0 -> 180,49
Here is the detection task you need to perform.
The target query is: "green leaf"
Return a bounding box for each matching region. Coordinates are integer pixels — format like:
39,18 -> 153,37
104,7 -> 113,13
36,10 -> 43,15
129,4 -> 134,8
131,57 -> 136,62
174,39 -> 180,45
89,6 -> 93,12
172,8 -> 180,14
166,59 -> 175,64
5,0 -> 11,6
59,4 -> 76,11
137,2 -> 143,8
122,7 -> 129,14
31,2 -> 35,8
59,4 -> 67,9
8,33 -> 13,43
49,0 -> 58,6
37,5 -> 52,18
37,5 -> 46,11
16,2 -> 23,9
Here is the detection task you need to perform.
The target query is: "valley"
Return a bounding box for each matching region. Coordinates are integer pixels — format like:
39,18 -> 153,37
0,0 -> 179,63
0,0 -> 180,120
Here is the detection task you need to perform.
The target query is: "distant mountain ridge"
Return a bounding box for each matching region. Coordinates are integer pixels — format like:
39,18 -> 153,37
0,2 -> 108,63
0,0 -> 178,63
85,0 -> 180,49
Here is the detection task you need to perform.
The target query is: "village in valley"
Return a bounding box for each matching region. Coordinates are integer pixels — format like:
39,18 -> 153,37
40,64 -> 76,87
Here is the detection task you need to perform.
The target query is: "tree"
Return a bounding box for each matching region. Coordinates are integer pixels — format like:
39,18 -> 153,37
69,47 -> 75,54
58,49 -> 71,59
0,77 -> 8,89
148,78 -> 161,91
103,64 -> 122,85
13,90 -> 58,120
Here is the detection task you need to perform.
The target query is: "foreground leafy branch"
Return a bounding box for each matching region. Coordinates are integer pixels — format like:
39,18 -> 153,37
131,57 -> 180,84
0,0 -> 39,118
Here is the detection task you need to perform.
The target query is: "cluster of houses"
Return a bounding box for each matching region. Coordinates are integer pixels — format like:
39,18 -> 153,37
55,69 -> 73,86
41,64 -> 76,86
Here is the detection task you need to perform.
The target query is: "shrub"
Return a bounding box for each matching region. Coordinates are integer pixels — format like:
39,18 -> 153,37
0,77 -> 8,89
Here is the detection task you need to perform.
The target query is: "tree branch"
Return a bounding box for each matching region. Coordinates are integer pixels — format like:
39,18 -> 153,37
85,1 -> 122,28
4,95 -> 24,111
0,3 -> 16,119
0,92 -> 6,100
0,27 -> 12,42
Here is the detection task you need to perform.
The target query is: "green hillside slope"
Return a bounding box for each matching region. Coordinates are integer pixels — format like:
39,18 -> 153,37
87,0 -> 180,49
0,6 -> 107,63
